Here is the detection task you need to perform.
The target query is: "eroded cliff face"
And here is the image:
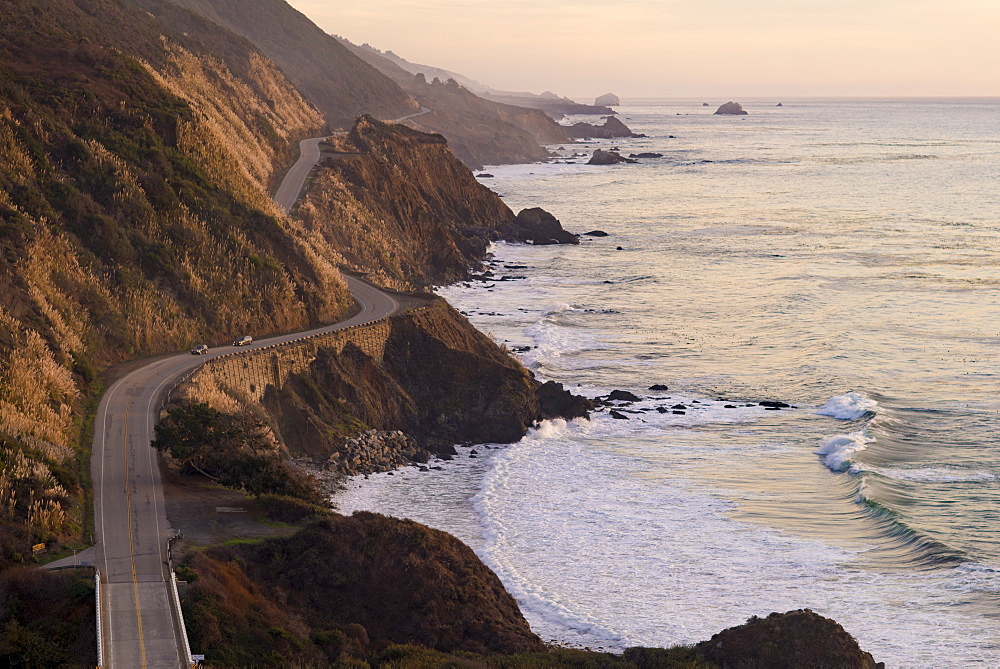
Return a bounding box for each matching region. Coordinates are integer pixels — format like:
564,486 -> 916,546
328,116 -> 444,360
295,117 -> 518,289
0,0 -> 351,564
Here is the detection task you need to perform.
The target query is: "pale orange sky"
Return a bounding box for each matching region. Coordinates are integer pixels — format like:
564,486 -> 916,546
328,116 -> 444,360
287,0 -> 999,99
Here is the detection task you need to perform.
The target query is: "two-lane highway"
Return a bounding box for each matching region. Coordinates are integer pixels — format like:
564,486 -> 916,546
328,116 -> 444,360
88,120 -> 409,666
92,275 -> 399,667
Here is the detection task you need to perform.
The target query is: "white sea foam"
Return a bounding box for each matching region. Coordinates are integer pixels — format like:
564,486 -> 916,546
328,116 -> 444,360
815,431 -> 872,471
867,467 -> 997,484
816,392 -> 878,420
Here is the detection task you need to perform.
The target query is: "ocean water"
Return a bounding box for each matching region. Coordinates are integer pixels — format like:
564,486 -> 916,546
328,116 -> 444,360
336,98 -> 1000,666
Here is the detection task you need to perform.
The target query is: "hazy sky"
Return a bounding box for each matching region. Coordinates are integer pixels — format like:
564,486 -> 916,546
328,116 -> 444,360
288,0 -> 999,99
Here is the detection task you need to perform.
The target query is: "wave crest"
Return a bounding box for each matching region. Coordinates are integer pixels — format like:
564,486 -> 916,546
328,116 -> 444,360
816,391 -> 878,420
815,431 -> 871,471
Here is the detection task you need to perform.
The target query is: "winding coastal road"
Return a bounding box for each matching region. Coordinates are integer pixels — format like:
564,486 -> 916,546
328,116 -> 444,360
61,121 -> 409,666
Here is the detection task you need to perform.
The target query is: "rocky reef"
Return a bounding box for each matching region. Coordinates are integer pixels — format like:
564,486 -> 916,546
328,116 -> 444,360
595,92 -> 621,106
715,101 -> 749,115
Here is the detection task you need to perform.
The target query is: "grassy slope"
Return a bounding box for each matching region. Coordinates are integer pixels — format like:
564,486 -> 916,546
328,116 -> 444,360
148,0 -> 417,127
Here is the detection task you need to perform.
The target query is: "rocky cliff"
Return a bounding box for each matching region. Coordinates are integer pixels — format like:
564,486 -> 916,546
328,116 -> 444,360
294,116 -> 577,289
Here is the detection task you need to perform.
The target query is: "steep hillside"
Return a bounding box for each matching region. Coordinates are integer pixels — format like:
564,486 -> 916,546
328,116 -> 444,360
295,116 -> 582,290
146,0 -> 418,127
182,513 -> 545,665
341,39 -> 569,168
0,0 -> 351,565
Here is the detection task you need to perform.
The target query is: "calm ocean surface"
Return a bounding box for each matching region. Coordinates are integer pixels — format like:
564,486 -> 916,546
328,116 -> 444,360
337,98 -> 1000,666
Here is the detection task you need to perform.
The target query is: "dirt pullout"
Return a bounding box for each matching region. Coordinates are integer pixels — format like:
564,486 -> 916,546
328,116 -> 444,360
160,466 -> 299,553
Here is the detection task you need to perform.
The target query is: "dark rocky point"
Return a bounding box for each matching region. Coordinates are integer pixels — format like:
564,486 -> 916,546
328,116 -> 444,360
629,152 -> 663,158
648,384 -> 669,391
583,230 -> 609,237
715,101 -> 748,115
476,173 -> 494,178
702,102 -> 710,106
609,410 -> 629,420
759,401 -> 791,408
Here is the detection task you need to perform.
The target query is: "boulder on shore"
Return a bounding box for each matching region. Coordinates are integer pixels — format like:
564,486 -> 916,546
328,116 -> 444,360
498,207 -> 579,245
588,149 -> 637,165
595,93 -> 621,107
715,101 -> 748,115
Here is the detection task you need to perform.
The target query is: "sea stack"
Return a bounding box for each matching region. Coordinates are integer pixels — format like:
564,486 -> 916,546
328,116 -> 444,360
588,149 -> 637,165
595,93 -> 620,106
715,101 -> 748,115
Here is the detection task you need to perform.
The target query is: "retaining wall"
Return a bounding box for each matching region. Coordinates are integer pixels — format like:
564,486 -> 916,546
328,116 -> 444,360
178,318 -> 393,408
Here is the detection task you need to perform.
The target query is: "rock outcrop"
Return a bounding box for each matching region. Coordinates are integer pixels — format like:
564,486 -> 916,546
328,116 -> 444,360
498,208 -> 580,245
588,149 -> 637,165
564,115 -> 644,139
715,101 -> 748,115
595,93 -> 621,106
695,609 -> 883,668
181,513 -> 546,665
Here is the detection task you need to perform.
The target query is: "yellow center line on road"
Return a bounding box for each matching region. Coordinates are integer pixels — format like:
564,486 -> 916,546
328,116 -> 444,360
123,388 -> 148,669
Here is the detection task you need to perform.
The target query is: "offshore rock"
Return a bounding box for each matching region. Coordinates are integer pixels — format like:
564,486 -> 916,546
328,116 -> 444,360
565,115 -> 644,139
595,93 -> 621,106
498,208 -> 580,245
715,101 -> 748,115
695,609 -> 883,668
588,149 -> 637,165
608,390 -> 642,402
538,381 -> 595,420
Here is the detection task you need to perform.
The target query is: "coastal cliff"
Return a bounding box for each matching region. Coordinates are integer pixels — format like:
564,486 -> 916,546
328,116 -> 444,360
295,116 -> 578,289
